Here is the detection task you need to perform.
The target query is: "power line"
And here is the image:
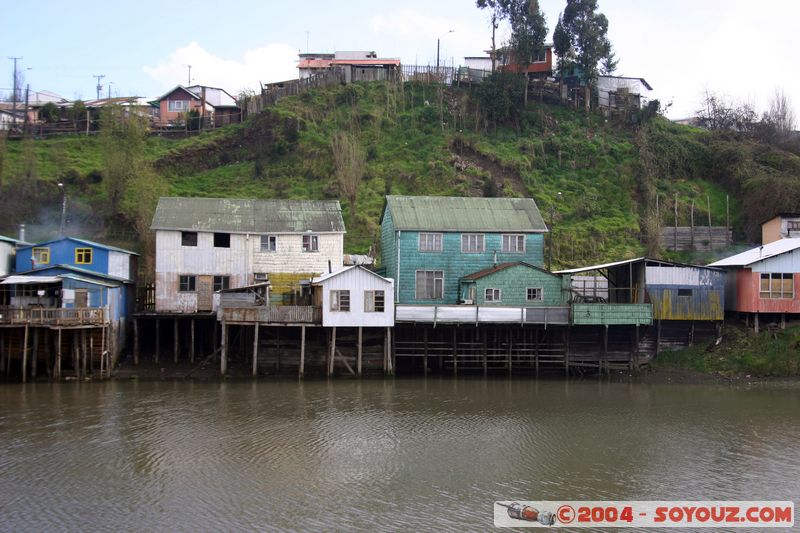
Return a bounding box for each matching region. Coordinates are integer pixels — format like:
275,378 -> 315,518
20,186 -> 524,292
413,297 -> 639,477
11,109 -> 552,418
92,74 -> 105,100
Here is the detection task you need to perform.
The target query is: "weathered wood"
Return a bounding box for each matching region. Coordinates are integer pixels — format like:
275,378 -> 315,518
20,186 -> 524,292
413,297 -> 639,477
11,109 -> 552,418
133,318 -> 139,365
252,322 -> 259,377
220,322 -> 228,376
89,334 -> 94,376
174,319 -> 179,364
482,328 -> 488,377
452,328 -> 458,377
423,327 -> 428,376
357,326 -> 362,377
507,328 -> 512,376
335,348 -> 356,376
56,329 -> 62,380
21,324 -> 29,383
31,328 -> 38,379
155,319 -> 160,363
299,325 -> 306,379
190,319 -> 195,363
328,327 -> 337,377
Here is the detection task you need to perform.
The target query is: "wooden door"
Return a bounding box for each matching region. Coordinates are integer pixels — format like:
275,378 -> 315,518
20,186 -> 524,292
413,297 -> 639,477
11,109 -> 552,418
197,276 -> 213,311
74,290 -> 88,308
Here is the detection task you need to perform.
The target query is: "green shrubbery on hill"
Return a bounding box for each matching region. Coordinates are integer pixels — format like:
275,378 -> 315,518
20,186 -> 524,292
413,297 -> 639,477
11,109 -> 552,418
1,80 -> 798,272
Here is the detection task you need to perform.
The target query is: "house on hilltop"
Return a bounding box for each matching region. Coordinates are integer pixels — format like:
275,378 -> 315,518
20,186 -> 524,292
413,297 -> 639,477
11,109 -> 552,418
153,85 -> 239,127
298,51 -> 401,82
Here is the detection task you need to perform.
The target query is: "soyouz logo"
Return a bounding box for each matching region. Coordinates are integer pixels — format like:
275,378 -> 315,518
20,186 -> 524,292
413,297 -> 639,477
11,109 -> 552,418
494,501 -> 794,528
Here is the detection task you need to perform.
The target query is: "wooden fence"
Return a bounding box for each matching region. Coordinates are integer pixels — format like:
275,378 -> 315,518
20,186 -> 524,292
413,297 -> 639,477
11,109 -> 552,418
0,306 -> 107,325
659,227 -> 733,252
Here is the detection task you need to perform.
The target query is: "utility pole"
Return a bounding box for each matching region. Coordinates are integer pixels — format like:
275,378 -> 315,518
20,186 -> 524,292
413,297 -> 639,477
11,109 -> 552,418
107,81 -> 113,99
93,74 -> 105,99
8,56 -> 22,126
185,64 -> 191,85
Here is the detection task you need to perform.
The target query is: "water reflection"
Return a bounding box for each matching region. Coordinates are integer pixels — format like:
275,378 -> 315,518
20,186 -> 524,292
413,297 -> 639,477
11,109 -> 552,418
0,379 -> 798,531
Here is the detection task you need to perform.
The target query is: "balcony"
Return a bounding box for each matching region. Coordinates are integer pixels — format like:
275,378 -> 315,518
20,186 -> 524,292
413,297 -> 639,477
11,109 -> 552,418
219,305 -> 321,325
0,306 -> 108,326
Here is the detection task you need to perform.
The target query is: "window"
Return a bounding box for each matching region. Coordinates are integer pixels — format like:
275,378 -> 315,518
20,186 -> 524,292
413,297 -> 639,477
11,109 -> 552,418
302,234 -> 319,252
365,290 -> 385,312
418,233 -> 442,252
260,235 -> 276,252
213,233 -> 230,248
254,273 -> 268,283
485,288 -> 502,302
532,48 -> 546,63
678,289 -> 693,297
416,270 -> 444,300
213,276 -> 230,292
331,290 -> 350,311
75,248 -> 93,264
168,100 -> 189,112
760,273 -> 794,299
502,234 -> 526,253
179,275 -> 196,292
461,234 -> 485,253
32,247 -> 50,265
526,287 -> 543,302
181,231 -> 198,246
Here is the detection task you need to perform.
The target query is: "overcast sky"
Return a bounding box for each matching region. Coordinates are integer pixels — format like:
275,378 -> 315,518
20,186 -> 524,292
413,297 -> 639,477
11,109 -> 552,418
2,0 -> 798,120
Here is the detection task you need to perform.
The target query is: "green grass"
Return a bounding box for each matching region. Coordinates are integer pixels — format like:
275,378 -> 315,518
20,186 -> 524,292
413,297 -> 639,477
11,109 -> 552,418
654,323 -> 800,377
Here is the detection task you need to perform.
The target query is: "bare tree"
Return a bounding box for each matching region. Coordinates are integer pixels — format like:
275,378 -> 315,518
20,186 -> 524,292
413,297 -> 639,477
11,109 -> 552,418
764,89 -> 796,141
331,131 -> 365,215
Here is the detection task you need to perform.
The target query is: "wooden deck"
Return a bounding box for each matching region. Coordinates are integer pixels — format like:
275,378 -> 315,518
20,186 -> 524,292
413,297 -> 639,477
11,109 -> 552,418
0,306 -> 107,326
218,305 -> 322,325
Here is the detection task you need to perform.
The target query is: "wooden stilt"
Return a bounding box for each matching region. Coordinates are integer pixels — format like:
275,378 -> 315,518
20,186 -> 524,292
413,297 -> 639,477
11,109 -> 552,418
155,319 -> 160,363
220,321 -> 227,376
754,313 -> 759,334
388,327 -> 393,375
781,313 -> 786,330
174,319 -> 179,364
56,329 -> 63,380
329,326 -> 336,377
0,330 -> 5,376
299,325 -> 306,379
564,328 -> 570,377
82,330 -> 88,379
357,326 -> 363,377
100,325 -> 106,378
534,328 -> 540,376
452,328 -> 458,377
276,328 -> 281,374
31,328 -> 38,379
190,319 -> 195,363
72,331 -> 80,380
423,327 -> 428,376
603,325 -> 608,375
507,328 -> 512,376
89,333 -> 94,377
21,324 -> 29,383
252,322 -> 259,377
689,321 -> 695,346
133,318 -> 139,365
45,329 -> 51,378
482,328 -> 488,377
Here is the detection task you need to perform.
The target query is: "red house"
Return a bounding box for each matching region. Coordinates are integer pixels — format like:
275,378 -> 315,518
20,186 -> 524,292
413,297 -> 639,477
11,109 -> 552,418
154,85 -> 239,127
709,238 -> 800,330
496,44 -> 553,77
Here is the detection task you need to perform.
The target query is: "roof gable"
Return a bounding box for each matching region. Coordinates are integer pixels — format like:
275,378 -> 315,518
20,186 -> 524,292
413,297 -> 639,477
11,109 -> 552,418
13,264 -> 130,284
151,197 -> 346,233
461,261 -> 557,280
17,236 -> 137,255
312,265 -> 392,284
384,195 -> 547,232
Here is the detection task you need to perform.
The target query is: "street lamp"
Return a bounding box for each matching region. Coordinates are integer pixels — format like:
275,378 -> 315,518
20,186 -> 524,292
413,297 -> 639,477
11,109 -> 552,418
57,182 -> 66,236
547,192 -> 562,271
436,29 -> 455,71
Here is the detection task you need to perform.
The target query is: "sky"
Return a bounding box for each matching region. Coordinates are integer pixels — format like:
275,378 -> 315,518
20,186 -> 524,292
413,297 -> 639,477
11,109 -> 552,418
1,0 -> 799,120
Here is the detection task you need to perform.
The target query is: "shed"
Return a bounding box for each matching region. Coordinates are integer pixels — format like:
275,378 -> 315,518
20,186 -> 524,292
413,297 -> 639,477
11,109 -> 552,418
459,262 -> 570,306
311,266 -> 394,328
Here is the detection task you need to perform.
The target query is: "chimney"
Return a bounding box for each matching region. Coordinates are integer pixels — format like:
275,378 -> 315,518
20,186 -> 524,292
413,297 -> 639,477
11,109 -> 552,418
493,250 -> 498,267
18,224 -> 25,242
328,259 -> 332,273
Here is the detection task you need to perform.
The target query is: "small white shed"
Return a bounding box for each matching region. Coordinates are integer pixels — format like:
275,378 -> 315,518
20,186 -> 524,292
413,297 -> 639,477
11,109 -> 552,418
312,265 -> 394,327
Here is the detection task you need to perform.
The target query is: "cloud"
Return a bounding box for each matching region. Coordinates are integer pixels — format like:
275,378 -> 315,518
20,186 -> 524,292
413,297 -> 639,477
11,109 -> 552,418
143,41 -> 298,95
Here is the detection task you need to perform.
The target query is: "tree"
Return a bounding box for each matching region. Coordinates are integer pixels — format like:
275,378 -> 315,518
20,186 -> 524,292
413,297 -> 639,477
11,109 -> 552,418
763,89 -> 796,143
476,0 -> 508,72
600,44 -> 619,75
553,13 -> 573,100
99,105 -> 148,217
71,100 -> 87,132
561,0 -> 612,110
331,131 -> 366,215
39,102 -> 60,123
504,0 -> 548,107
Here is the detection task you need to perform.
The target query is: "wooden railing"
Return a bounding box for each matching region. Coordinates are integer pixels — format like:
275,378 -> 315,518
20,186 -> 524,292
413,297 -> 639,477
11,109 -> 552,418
220,305 -> 321,324
0,306 -> 107,325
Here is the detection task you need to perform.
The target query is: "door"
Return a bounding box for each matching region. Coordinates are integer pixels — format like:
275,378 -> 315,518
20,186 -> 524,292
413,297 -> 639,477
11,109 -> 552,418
197,276 -> 213,311
74,289 -> 88,308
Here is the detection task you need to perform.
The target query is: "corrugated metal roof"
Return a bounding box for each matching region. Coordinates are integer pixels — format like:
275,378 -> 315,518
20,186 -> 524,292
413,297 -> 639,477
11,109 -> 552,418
384,195 -> 547,232
556,257 -> 723,274
150,197 -> 346,234
311,265 -> 391,284
17,237 -> 138,255
0,275 -> 61,285
708,238 -> 800,267
0,234 -> 22,245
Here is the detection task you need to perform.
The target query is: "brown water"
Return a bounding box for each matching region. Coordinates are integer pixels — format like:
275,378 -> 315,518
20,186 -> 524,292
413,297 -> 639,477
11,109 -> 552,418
1,379 -> 799,532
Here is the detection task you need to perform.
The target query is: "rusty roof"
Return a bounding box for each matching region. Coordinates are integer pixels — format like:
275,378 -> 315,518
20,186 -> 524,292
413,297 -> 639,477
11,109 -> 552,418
150,197 -> 345,234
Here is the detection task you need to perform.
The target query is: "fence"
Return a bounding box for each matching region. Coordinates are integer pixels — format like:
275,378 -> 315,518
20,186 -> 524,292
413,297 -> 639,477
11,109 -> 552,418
659,227 -> 732,252
0,306 -> 107,325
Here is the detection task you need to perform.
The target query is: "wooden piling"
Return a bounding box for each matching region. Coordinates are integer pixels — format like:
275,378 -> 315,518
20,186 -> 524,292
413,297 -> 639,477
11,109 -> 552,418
0,330 -> 5,376
220,321 -> 227,376
299,325 -> 306,379
133,318 -> 139,365
423,327 -> 428,376
56,329 -> 62,380
386,327 -> 393,375
507,329 -> 513,376
252,322 -> 259,377
82,330 -> 88,379
21,325 -> 29,383
100,325 -> 106,378
31,328 -> 38,379
328,326 -> 337,377
656,319 -> 661,356
452,328 -> 458,377
155,319 -> 160,363
482,328 -> 488,377
89,333 -> 94,376
357,326 -> 362,377
190,319 -> 195,363
174,319 -> 179,363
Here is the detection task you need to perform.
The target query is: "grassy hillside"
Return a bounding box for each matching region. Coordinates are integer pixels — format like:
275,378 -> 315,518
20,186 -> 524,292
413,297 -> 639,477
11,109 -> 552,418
1,80 -> 799,269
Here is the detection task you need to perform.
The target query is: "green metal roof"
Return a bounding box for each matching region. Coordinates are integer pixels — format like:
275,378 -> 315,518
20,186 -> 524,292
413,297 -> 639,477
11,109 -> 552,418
384,195 -> 547,232
150,197 -> 346,234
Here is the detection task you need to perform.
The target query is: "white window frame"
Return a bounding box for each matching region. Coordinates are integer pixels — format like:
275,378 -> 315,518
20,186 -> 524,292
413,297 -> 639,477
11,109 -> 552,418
415,270 -> 444,300
485,288 -> 502,302
302,234 -> 319,252
461,233 -> 485,253
526,287 -> 543,302
260,234 -> 277,252
760,273 -> 794,299
330,290 -> 350,311
502,234 -> 526,253
168,100 -> 189,112
364,290 -> 385,312
418,232 -> 443,252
